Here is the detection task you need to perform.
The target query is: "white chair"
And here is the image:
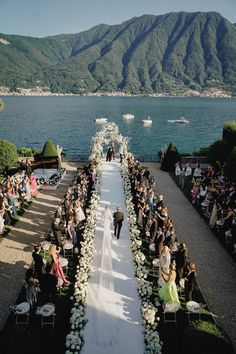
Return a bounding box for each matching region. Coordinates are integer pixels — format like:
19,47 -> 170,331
149,243 -> 156,258
62,241 -> 73,257
39,303 -> 56,328
225,230 -> 232,244
59,257 -> 68,275
163,302 -> 180,325
12,302 -> 30,325
186,301 -> 201,323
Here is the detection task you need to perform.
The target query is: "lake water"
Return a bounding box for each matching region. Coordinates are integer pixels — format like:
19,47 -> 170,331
1,96 -> 236,160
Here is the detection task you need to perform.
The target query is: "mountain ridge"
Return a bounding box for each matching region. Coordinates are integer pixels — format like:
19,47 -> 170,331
0,11 -> 236,95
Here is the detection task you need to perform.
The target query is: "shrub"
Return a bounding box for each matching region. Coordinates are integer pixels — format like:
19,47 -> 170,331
41,139 -> 58,157
182,321 -> 234,354
222,121 -> 236,148
161,142 -> 180,171
207,139 -> 232,164
224,147 -> 236,181
17,147 -> 40,157
0,140 -> 19,174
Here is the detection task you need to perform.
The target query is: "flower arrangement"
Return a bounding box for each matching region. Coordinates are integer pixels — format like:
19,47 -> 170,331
121,158 -> 162,354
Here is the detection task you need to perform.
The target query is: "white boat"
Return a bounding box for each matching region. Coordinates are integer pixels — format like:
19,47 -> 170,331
94,117 -> 108,124
168,116 -> 189,124
122,113 -> 135,120
143,116 -> 152,125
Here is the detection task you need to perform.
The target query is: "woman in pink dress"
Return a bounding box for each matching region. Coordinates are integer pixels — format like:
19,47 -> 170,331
48,244 -> 69,286
30,174 -> 38,196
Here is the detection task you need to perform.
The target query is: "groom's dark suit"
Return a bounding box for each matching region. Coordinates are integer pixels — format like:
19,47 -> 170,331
113,209 -> 124,239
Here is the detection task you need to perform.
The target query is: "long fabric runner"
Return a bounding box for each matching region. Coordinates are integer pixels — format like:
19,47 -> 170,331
81,160 -> 144,354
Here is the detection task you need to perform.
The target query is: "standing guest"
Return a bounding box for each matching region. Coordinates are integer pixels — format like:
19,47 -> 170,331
48,244 -> 69,286
39,264 -> 58,306
52,217 -> 63,247
184,262 -> 197,302
106,146 -> 113,162
25,158 -> 32,177
55,205 -> 63,220
113,207 -> 124,239
179,168 -> 186,189
159,246 -> 171,274
67,216 -> 77,246
0,209 -> 5,235
159,263 -> 180,305
154,227 -> 165,258
32,245 -> 44,280
30,174 -> 38,196
175,242 -> 188,285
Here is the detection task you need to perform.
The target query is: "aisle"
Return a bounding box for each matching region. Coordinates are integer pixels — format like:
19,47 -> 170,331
81,161 -> 144,354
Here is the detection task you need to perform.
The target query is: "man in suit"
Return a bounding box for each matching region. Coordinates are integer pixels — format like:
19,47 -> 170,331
113,207 -> 124,239
184,262 -> 196,302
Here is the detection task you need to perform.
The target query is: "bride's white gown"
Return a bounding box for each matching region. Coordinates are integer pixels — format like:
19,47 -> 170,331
81,161 -> 144,354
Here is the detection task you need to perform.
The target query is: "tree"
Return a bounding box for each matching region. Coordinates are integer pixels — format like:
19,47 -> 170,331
222,122 -> 236,149
0,140 -> 19,174
161,142 -> 180,171
207,139 -> 232,164
224,147 -> 236,182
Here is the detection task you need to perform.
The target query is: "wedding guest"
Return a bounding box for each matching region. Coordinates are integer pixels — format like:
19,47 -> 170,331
159,245 -> 171,274
159,263 -> 180,305
32,245 -> 44,280
154,227 -> 164,257
179,168 -> 186,189
52,217 -> 64,247
184,262 -> 196,302
48,244 -> 69,286
175,242 -> 188,285
39,264 -> 58,306
67,216 -> 77,246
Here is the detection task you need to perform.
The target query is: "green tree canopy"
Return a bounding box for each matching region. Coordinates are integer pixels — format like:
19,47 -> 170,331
224,147 -> 236,182
207,139 -> 232,164
41,139 -> 58,157
0,140 -> 19,173
222,121 -> 236,148
161,142 -> 180,172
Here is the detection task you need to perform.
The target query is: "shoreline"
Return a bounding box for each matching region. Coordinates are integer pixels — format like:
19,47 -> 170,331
0,92 -> 234,98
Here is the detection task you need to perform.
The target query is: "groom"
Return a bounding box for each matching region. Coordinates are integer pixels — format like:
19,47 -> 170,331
113,207 -> 124,239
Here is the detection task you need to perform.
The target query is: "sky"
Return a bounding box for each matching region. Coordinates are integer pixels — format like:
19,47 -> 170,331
0,0 -> 236,38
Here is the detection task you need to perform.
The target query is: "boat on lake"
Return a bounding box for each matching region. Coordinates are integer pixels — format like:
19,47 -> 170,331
122,113 -> 135,120
143,116 -> 152,125
168,116 -> 189,124
94,117 -> 108,124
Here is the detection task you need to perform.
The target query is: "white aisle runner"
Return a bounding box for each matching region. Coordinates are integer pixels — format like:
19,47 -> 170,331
82,161 -> 144,354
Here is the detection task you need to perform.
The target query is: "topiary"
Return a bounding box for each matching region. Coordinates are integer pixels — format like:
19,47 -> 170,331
41,139 -> 58,157
182,321 -> 234,354
0,139 -> 19,174
207,139 -> 232,164
161,142 -> 180,171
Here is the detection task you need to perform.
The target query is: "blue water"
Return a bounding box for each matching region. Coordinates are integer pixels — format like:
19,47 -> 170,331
0,96 -> 236,160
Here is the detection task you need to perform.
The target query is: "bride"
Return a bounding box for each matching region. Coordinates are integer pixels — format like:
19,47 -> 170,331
91,205 -> 119,347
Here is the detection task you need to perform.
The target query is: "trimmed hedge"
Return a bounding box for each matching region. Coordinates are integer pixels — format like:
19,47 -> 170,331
224,146 -> 236,182
161,142 -> 180,171
0,139 -> 18,173
182,321 -> 234,354
42,139 -> 58,157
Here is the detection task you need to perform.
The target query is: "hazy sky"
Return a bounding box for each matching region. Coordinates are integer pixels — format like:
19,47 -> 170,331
0,0 -> 235,38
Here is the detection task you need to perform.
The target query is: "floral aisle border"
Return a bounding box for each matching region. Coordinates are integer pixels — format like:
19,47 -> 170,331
65,176 -> 102,352
65,122 -> 128,353
121,159 -> 162,354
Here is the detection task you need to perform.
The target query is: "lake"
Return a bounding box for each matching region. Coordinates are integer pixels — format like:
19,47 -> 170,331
0,96 -> 236,160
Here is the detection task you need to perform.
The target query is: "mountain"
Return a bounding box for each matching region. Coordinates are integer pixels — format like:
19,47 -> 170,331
0,11 -> 236,95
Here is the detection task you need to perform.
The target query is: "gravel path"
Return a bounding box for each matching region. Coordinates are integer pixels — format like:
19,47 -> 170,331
0,163 -> 78,330
144,162 -> 236,350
